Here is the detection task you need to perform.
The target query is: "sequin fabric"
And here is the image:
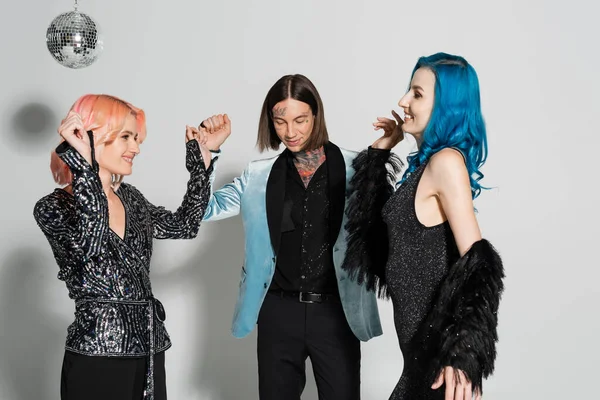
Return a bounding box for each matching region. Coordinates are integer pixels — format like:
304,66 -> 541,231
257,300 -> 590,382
34,140 -> 211,399
381,163 -> 460,400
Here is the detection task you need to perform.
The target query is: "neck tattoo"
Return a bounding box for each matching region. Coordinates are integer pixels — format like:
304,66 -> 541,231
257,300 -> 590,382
293,146 -> 326,188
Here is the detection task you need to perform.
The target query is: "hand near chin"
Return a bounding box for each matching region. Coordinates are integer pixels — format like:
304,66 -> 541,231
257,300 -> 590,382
58,111 -> 93,165
198,113 -> 232,151
185,125 -> 211,170
371,110 -> 404,150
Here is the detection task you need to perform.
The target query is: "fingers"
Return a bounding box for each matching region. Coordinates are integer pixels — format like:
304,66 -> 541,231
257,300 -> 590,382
463,386 -> 471,400
372,116 -> 398,135
449,369 -> 472,400
186,125 -> 209,145
455,376 -> 464,400
58,111 -> 85,141
207,116 -> 218,133
198,129 -> 208,145
198,125 -> 209,136
200,114 -> 230,134
185,125 -> 195,142
373,122 -> 394,131
199,117 -> 212,133
464,377 -> 472,400
214,114 -> 224,128
456,370 -> 472,400
445,368 -> 455,400
391,109 -> 404,125
57,111 -> 93,162
431,370 -> 444,389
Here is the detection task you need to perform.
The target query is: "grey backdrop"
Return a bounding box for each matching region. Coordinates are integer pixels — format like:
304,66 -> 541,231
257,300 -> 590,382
0,0 -> 597,399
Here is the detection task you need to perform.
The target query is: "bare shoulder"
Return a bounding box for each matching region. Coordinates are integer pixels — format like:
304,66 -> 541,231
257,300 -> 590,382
427,148 -> 469,192
428,148 -> 467,175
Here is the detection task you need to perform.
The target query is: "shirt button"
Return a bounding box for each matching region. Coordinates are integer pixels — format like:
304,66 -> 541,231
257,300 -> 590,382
301,275 -> 306,279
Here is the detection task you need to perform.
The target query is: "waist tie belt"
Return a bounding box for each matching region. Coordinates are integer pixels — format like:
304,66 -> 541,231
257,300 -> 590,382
75,297 -> 166,400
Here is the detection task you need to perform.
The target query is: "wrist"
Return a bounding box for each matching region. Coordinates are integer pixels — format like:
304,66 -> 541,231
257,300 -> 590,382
372,140 -> 395,150
371,143 -> 391,150
373,135 -> 403,150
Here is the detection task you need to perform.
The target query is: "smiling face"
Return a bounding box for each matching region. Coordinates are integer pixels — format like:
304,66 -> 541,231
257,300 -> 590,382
95,113 -> 141,177
398,67 -> 436,140
271,98 -> 315,152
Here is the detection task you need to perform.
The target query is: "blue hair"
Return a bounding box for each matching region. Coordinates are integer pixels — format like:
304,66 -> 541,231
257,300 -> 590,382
400,53 -> 488,199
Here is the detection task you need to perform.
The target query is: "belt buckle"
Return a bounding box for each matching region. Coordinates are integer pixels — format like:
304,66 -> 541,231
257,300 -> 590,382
299,292 -> 319,304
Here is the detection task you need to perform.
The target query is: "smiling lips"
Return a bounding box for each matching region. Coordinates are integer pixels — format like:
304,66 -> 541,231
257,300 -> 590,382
122,155 -> 135,164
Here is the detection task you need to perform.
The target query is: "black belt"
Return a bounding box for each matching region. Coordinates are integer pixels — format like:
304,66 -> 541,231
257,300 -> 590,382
269,290 -> 340,304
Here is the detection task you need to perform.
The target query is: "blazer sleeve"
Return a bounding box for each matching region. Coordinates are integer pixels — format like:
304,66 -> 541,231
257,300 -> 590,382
202,150 -> 251,221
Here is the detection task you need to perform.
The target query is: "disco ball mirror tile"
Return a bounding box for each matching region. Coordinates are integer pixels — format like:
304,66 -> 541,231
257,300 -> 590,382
46,11 -> 103,69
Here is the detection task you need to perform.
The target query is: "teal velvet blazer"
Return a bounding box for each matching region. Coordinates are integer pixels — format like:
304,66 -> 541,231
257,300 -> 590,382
203,142 -> 382,341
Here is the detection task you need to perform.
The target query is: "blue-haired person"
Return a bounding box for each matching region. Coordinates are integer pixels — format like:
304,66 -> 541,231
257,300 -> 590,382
342,53 -> 505,400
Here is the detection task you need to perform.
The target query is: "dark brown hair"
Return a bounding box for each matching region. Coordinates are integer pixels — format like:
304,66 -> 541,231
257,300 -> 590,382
256,74 -> 329,152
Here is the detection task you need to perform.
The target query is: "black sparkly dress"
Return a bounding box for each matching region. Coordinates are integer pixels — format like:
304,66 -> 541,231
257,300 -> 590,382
342,148 -> 504,400
382,163 -> 458,399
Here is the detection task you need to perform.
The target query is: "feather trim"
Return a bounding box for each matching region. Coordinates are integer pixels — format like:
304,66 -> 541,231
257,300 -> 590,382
420,239 -> 505,394
341,147 -> 403,298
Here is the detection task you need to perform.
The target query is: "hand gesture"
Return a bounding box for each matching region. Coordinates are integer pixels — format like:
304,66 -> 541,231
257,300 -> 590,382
58,111 -> 92,165
198,114 -> 231,151
431,367 -> 481,400
185,125 -> 211,170
371,110 -> 404,150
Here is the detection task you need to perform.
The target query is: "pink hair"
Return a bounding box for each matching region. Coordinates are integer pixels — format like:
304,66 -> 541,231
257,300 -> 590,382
50,94 -> 147,185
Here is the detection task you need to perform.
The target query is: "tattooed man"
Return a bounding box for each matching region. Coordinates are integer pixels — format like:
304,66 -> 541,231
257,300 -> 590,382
200,75 -> 383,400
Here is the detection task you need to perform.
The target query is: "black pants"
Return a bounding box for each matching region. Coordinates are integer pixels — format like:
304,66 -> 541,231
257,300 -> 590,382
60,350 -> 167,400
257,292 -> 361,400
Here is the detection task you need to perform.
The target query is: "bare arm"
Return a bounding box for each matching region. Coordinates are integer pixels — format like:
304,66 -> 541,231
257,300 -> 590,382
428,148 -> 483,400
429,148 -> 481,256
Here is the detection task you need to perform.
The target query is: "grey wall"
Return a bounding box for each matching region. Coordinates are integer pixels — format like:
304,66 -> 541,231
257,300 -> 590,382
0,0 -> 597,398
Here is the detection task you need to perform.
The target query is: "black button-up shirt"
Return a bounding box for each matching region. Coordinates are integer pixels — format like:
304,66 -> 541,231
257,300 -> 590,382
270,153 -> 338,294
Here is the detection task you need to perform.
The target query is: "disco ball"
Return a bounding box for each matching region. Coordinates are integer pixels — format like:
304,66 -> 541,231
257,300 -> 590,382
46,11 -> 103,69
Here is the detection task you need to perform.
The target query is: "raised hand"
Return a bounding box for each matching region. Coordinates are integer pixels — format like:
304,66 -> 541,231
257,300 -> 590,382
198,113 -> 231,151
58,111 -> 93,165
371,109 -> 404,150
185,125 -> 211,170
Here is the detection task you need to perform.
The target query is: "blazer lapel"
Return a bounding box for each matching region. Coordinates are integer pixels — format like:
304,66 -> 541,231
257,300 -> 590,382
325,142 -> 346,244
266,151 -> 288,256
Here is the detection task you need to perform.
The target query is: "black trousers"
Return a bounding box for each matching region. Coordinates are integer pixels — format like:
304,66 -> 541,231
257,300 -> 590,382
257,292 -> 361,400
60,350 -> 167,400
